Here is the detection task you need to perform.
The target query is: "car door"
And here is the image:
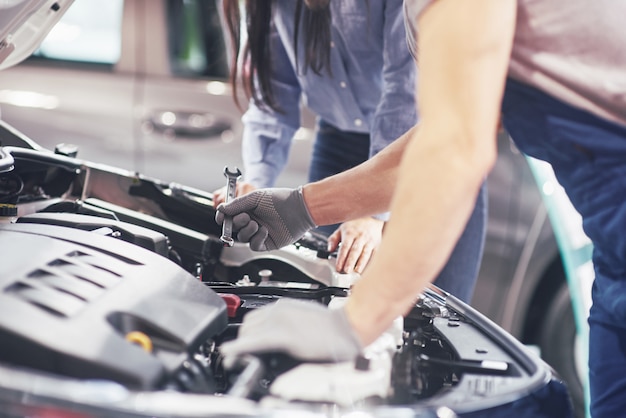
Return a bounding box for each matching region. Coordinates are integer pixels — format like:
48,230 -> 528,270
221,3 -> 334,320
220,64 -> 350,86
135,0 -> 314,191
126,0 -> 241,191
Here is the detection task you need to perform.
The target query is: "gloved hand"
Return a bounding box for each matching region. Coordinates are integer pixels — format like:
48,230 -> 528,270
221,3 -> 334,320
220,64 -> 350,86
212,181 -> 257,207
215,187 -> 317,251
220,298 -> 363,362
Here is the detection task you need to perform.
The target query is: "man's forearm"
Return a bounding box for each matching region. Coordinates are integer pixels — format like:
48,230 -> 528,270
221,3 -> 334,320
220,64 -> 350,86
302,126 -> 416,226
346,123 -> 495,344
342,0 -> 517,345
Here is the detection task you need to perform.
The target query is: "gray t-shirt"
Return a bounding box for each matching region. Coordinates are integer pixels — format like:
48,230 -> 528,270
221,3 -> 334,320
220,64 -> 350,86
404,0 -> 626,127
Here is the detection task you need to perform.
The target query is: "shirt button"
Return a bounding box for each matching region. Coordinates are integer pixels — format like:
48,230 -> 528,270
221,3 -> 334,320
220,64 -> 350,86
340,81 -> 347,88
330,41 -> 335,48
354,118 -> 363,127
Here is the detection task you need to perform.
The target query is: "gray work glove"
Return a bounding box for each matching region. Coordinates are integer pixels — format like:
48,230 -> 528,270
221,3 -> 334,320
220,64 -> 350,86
215,187 -> 317,251
220,298 -> 363,362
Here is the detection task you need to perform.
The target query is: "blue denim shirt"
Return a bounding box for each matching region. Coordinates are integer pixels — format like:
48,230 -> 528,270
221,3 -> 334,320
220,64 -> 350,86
242,0 -> 417,187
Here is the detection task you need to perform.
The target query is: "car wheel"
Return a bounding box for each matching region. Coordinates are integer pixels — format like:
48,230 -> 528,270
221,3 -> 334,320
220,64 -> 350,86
538,281 -> 585,418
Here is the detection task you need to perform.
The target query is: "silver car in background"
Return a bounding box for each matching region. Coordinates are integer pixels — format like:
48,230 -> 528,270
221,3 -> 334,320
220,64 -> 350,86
0,0 -> 314,191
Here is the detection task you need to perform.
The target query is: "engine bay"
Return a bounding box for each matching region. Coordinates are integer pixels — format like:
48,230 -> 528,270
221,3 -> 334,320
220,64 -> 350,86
0,123 -> 571,417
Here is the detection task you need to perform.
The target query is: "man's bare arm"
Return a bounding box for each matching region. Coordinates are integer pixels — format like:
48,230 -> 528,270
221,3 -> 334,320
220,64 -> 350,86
303,125 -> 415,225
333,0 -> 518,345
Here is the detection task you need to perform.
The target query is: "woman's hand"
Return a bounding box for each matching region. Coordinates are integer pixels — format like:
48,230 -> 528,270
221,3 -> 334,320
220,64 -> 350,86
327,217 -> 384,274
212,181 -> 258,207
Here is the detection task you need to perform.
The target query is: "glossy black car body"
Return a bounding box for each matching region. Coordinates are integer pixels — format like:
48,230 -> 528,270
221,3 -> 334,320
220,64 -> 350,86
0,124 -> 573,417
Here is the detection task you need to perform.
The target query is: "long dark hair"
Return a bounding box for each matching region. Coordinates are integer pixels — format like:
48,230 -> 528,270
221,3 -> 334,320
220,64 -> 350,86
222,0 -> 332,112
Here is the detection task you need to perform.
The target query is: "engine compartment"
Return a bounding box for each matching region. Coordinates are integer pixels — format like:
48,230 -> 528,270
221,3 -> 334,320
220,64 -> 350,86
0,124 -> 571,417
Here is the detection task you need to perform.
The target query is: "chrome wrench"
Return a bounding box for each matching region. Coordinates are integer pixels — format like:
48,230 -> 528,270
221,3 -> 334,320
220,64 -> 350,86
220,166 -> 242,247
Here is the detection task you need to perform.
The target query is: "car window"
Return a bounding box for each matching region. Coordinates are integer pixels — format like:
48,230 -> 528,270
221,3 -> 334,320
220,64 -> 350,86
33,0 -> 124,64
166,0 -> 229,79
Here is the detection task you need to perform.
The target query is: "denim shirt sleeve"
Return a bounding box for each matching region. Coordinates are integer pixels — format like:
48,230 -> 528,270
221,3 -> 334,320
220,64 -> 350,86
241,22 -> 302,189
369,0 -> 418,159
370,0 -> 419,222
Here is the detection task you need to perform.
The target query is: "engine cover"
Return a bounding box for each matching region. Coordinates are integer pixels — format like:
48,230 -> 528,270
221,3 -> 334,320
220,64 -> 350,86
0,222 -> 227,389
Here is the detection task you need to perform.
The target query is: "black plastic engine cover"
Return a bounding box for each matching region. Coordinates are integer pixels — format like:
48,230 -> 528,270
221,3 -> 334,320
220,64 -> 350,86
0,222 -> 227,389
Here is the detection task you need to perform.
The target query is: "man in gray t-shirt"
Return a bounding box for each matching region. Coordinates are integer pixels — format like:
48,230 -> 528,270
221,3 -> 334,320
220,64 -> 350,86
404,1 -> 626,416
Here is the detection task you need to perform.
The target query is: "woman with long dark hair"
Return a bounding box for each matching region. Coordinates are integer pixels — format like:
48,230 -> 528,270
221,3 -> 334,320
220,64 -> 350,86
216,0 -> 485,302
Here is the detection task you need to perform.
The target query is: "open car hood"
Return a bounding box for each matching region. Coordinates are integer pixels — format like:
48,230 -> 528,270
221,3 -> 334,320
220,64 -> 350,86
0,0 -> 74,70
0,121 -> 574,417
